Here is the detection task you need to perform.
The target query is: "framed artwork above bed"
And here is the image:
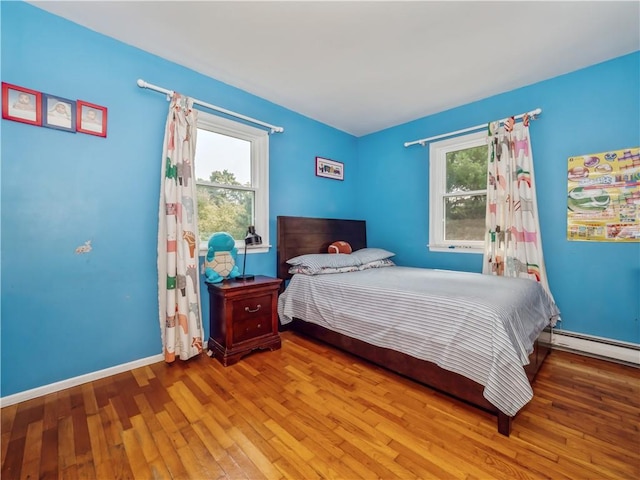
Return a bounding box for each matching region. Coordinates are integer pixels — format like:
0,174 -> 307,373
316,156 -> 344,180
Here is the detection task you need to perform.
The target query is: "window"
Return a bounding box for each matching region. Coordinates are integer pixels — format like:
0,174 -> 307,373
429,131 -> 487,253
195,112 -> 269,254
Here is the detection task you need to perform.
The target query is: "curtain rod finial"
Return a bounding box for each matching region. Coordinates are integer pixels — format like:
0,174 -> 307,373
137,79 -> 147,88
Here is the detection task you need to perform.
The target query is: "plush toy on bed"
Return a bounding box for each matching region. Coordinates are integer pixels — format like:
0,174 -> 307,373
204,232 -> 241,283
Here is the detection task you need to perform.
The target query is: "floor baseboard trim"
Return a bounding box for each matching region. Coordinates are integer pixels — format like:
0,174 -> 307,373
0,353 -> 164,408
552,330 -> 640,366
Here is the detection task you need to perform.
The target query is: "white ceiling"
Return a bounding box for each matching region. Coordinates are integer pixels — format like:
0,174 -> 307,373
29,1 -> 640,136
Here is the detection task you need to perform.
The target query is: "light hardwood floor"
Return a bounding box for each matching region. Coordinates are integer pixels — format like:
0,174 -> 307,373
2,331 -> 639,479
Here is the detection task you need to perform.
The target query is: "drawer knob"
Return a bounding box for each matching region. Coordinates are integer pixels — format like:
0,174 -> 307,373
245,304 -> 262,313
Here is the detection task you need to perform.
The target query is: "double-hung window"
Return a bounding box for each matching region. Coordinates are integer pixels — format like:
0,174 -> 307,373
429,131 -> 488,253
194,112 -> 269,254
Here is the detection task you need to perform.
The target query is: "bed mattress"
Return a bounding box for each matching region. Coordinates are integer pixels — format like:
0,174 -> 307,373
278,266 -> 559,416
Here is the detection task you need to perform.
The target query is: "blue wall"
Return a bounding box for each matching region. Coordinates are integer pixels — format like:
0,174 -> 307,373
358,52 -> 640,345
1,2 -> 638,398
0,2 -> 357,397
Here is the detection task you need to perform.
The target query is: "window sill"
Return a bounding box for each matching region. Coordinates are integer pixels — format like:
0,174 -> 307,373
198,244 -> 271,257
428,245 -> 483,254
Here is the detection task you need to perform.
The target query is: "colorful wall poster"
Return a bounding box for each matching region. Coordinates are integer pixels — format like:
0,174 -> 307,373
567,147 -> 639,242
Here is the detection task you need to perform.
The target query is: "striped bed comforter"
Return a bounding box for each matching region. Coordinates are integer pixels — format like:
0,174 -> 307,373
278,266 -> 559,416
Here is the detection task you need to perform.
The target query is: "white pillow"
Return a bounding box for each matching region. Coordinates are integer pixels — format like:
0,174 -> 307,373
351,248 -> 395,264
286,253 -> 362,270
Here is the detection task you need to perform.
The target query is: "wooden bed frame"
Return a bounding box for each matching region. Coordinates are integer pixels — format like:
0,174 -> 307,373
277,215 -> 551,436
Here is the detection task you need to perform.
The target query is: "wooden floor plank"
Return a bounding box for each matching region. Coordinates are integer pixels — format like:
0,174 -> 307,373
226,414 -> 281,464
56,415 -> 76,478
100,402 -> 135,479
38,428 -> 58,480
226,424 -> 286,480
1,333 -> 638,480
130,414 -> 164,467
1,404 -> 18,437
176,425 -> 223,480
0,404 -> 18,471
269,436 -> 324,480
86,413 -> 116,480
191,420 -> 244,477
19,419 -> 43,480
149,425 -> 191,479
299,435 -> 358,480
121,426 -> 154,479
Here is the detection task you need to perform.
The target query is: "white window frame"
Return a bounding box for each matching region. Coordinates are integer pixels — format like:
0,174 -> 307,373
429,130 -> 486,254
196,112 -> 269,255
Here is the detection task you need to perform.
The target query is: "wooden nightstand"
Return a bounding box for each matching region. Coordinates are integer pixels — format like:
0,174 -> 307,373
207,276 -> 283,366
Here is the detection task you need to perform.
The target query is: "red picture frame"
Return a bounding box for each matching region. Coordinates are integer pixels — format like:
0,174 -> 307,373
1,82 -> 42,126
76,100 -> 107,137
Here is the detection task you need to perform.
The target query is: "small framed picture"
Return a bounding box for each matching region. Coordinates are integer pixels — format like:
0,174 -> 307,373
42,94 -> 76,132
316,156 -> 344,181
76,100 -> 107,137
1,82 -> 42,126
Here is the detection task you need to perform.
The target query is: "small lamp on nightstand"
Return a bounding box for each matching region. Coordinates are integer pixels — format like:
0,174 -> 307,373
237,226 -> 262,281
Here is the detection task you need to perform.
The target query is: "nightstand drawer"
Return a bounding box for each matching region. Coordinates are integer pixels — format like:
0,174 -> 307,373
233,314 -> 272,343
234,294 -> 272,322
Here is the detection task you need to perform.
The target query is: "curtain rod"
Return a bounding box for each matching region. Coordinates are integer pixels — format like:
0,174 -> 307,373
136,79 -> 284,134
404,108 -> 542,148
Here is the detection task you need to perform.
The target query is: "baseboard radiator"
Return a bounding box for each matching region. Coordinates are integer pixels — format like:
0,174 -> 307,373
551,329 -> 640,366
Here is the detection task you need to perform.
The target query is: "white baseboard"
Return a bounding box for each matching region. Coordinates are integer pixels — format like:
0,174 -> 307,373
551,330 -> 640,366
0,353 -> 164,408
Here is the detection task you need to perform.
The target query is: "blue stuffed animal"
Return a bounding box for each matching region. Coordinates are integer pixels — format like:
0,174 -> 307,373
204,232 -> 241,283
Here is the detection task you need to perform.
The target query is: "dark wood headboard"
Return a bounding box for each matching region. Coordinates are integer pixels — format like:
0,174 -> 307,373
277,216 -> 367,281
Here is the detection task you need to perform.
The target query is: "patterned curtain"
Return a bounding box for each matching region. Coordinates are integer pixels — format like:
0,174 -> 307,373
157,94 -> 204,362
483,115 -> 555,300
